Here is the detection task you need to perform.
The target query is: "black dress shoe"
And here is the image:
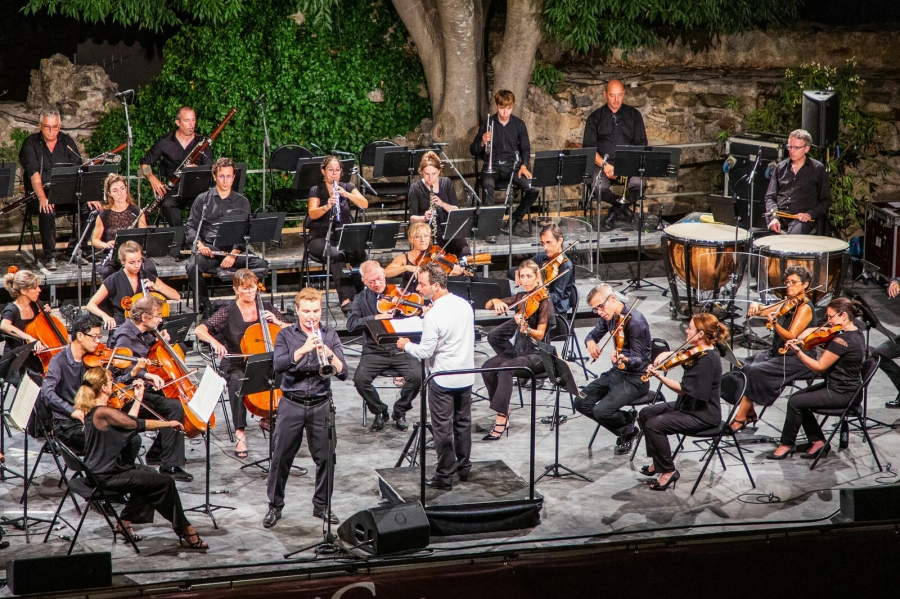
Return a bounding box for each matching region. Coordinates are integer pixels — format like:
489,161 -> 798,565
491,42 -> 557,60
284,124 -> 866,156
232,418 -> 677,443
800,443 -> 831,460
425,477 -> 452,490
372,410 -> 388,431
160,466 -> 194,482
263,506 -> 282,528
392,412 -> 408,431
615,427 -> 639,455
458,471 -> 470,482
313,507 -> 339,524
886,397 -> 900,409
45,257 -> 58,271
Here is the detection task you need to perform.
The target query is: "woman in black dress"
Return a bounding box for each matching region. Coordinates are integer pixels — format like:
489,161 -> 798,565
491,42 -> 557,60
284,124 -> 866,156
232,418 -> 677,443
194,268 -> 289,458
91,174 -> 148,280
1,269 -> 48,360
767,297 -> 865,461
722,265 -> 815,431
306,155 -> 368,314
481,260 -> 553,441
640,313 -> 728,491
408,151 -> 470,258
75,367 -> 207,548
85,240 -> 181,329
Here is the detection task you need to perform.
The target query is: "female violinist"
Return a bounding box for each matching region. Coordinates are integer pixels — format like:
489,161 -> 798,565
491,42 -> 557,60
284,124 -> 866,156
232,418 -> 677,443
86,240 -> 180,329
384,222 -> 463,290
306,155 -> 368,314
767,297 -> 865,461
1,269 -> 49,377
481,260 -> 553,441
639,314 -> 729,491
91,174 -> 148,279
193,269 -> 289,457
722,266 -> 815,432
407,151 -> 470,259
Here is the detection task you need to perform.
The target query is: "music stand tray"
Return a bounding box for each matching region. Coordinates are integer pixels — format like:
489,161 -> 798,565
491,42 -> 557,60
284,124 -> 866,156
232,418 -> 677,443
373,146 -> 408,179
177,166 -> 213,203
337,222 -> 371,255
370,221 -> 400,251
113,228 -> 149,252
0,161 -> 15,198
47,167 -> 81,207
250,212 -> 286,245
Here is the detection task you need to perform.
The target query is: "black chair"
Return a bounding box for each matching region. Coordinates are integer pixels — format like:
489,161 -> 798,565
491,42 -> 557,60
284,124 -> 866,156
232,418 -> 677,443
269,144 -> 314,211
43,441 -> 139,555
808,357 -> 882,471
20,416 -> 73,510
671,370 -> 756,495
586,337 -> 670,450
513,314 -> 567,411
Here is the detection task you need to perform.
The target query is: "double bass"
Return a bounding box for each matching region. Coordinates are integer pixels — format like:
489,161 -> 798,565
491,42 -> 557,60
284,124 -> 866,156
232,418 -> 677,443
240,284 -> 282,419
146,330 -> 214,438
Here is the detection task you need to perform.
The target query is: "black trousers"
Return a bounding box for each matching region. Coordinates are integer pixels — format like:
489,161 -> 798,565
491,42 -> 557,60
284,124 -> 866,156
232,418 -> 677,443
266,397 -> 331,511
574,369 -> 649,436
487,320 -> 517,357
872,337 -> 900,394
160,196 -> 183,229
123,393 -> 186,469
31,202 -> 88,259
639,402 -> 712,473
480,166 -> 539,220
353,351 -> 421,417
96,465 -> 190,531
428,382 -> 472,485
307,237 -> 364,304
779,382 -> 854,446
222,362 -> 250,431
482,354 -> 544,415
187,254 -> 269,314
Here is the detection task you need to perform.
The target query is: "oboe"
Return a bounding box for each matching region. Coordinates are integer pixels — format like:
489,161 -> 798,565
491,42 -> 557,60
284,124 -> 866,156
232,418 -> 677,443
429,183 -> 439,240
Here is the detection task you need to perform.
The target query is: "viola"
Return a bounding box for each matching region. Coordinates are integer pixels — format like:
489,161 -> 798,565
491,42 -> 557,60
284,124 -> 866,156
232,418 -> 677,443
642,346 -> 707,382
240,284 -> 283,419
83,344 -> 153,370
519,287 -> 548,319
377,284 -> 426,317
146,331 -> 213,438
779,325 -> 843,355
765,290 -> 814,330
415,244 -> 463,275
540,240 -> 578,281
613,312 -> 632,370
25,298 -> 69,372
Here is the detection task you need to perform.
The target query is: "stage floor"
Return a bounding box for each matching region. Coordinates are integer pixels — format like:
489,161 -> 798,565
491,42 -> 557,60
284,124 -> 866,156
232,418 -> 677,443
0,272 -> 898,595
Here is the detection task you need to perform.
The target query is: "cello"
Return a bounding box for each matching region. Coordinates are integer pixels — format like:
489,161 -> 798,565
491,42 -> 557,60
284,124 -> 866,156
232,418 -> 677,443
146,330 -> 214,438
17,267 -> 70,372
240,284 -> 283,419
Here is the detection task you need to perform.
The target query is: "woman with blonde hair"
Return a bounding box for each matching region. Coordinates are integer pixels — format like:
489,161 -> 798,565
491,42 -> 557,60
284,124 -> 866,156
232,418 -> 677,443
1,269 -> 49,378
91,173 -> 148,279
408,151 -> 470,257
384,222 -> 463,290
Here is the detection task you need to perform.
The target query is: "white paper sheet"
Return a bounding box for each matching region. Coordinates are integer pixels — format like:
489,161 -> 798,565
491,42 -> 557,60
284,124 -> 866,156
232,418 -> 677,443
186,366 -> 226,425
9,375 -> 41,431
388,317 -> 424,335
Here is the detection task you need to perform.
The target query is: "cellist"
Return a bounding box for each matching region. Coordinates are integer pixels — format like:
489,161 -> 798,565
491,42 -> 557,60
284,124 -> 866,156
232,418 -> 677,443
1,269 -> 49,379
481,260 -> 553,441
86,240 -> 180,329
109,296 -> 192,482
193,269 -> 289,458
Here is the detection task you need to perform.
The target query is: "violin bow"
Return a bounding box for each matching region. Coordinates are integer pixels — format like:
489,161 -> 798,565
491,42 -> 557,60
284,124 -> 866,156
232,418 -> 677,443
502,270 -> 566,314
590,297 -> 640,363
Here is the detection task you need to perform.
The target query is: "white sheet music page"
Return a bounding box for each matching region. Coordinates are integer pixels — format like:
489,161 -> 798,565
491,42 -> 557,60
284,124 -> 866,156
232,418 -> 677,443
10,375 -> 41,431
186,366 -> 226,425
389,317 -> 424,335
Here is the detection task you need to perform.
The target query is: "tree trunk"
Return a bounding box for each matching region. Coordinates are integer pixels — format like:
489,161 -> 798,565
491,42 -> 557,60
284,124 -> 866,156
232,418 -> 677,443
492,0 -> 543,118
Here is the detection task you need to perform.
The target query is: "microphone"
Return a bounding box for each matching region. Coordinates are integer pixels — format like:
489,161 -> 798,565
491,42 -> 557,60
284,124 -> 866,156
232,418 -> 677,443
114,89 -> 134,99
252,93 -> 266,105
722,155 -> 737,173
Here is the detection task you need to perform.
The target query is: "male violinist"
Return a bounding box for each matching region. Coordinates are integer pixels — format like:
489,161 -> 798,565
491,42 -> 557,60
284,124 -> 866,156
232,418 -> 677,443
876,277 -> 900,407
346,260 -> 422,432
574,284 -> 651,455
264,287 -> 347,528
764,129 -> 830,235
110,296 -> 192,482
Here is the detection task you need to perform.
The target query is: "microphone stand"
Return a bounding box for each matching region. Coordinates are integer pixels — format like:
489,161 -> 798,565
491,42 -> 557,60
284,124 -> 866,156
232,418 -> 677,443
70,210 -> 99,297
258,96 -> 270,260
322,199 -> 336,330
191,200 -> 209,323
351,166 -> 378,197
503,153 -> 521,270
120,90 -> 134,205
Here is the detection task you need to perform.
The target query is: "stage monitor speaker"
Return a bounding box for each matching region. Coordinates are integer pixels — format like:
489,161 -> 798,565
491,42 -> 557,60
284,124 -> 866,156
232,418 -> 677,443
839,484 -> 900,522
337,501 -> 430,555
802,90 -> 840,147
8,552 -> 112,595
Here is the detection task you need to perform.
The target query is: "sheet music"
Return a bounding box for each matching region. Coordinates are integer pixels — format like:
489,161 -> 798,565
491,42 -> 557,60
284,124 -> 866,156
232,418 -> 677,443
386,317 -> 424,335
186,366 -> 226,425
10,375 -> 41,431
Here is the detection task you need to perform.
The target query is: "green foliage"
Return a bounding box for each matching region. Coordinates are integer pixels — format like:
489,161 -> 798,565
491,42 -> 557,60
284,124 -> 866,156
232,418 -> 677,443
747,60 -> 880,236
532,61 -> 565,95
85,0 -> 430,211
23,0 -> 245,31
542,0 -> 800,54
0,129 -> 29,163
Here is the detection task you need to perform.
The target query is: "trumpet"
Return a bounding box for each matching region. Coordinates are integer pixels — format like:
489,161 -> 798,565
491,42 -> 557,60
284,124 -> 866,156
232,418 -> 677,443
484,113 -> 494,174
309,325 -> 337,378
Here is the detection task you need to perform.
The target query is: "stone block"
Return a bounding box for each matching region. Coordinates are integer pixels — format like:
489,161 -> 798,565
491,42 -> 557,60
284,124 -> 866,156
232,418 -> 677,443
672,92 -> 698,107
667,112 -> 687,126
367,89 -> 385,103
648,84 -> 674,99
699,93 -> 730,108
574,95 -> 593,108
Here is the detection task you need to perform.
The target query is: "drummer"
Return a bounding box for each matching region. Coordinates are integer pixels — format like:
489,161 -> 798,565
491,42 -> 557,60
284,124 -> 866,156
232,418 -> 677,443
764,129 -> 830,235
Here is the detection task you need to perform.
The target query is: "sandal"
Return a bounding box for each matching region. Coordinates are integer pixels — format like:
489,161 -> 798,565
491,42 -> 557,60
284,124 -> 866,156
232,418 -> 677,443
178,531 -> 208,550
234,431 -> 248,459
730,418 -> 749,432
481,416 -> 510,441
114,523 -> 142,543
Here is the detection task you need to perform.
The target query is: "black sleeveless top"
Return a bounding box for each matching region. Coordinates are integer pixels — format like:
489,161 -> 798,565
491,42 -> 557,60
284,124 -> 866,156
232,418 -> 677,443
101,262 -> 161,325
1,301 -> 40,353
99,205 -> 141,242
202,301 -> 282,371
307,182 -> 357,240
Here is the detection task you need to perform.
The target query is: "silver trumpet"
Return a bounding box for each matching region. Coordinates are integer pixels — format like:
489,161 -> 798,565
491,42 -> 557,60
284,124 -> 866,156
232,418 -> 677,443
310,325 -> 337,378
484,113 -> 494,174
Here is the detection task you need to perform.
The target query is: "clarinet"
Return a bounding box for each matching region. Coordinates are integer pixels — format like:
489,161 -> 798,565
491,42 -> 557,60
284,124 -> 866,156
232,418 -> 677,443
428,182 -> 439,240
331,180 -> 341,220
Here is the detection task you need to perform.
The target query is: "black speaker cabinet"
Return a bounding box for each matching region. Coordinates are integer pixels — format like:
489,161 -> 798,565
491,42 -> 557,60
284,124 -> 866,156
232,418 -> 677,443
8,552 -> 112,595
802,90 -> 840,147
864,201 -> 900,280
337,501 -> 430,555
840,484 -> 900,522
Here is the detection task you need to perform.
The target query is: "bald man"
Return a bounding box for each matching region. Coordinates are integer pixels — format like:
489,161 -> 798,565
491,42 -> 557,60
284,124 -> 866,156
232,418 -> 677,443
582,80 -> 648,229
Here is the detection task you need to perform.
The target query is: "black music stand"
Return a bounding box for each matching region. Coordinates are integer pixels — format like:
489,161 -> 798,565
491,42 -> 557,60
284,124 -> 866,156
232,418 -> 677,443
81,164 -> 117,202
447,277 -> 509,310
176,166 -> 213,207
249,212 -> 286,247
445,206 -> 505,269
47,166 -> 93,300
617,147 -> 679,293
531,149 -> 594,219
535,346 -> 592,483
370,221 -> 401,251
162,313 -> 197,346
0,161 -> 15,198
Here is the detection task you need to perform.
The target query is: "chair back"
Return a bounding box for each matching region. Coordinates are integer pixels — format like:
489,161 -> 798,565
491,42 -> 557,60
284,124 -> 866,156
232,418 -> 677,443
270,145 -> 314,172
650,338 -> 670,362
360,140 -> 399,167
566,286 -> 579,328
848,357 -> 881,410
720,370 -> 747,426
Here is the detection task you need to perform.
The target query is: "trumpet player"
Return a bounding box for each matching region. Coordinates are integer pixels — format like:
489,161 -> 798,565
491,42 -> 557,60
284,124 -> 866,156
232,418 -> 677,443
265,288 -> 347,529
408,151 -> 469,258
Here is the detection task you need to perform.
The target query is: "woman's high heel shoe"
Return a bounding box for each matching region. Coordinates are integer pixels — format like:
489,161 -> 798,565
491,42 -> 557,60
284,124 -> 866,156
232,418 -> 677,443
800,443 -> 831,460
482,417 -> 509,441
178,531 -> 208,550
114,525 -> 142,543
639,464 -> 656,477
649,470 -> 679,491
765,448 -> 795,460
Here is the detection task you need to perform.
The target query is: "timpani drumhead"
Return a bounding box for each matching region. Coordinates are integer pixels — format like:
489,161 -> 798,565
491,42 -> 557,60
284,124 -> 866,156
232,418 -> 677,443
664,222 -> 751,244
753,235 -> 849,299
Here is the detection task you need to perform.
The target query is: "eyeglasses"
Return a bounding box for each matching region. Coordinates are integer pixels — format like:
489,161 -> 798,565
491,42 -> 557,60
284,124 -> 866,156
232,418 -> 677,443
83,333 -> 103,342
784,279 -> 803,286
785,144 -> 808,151
591,296 -> 612,313
40,124 -> 60,131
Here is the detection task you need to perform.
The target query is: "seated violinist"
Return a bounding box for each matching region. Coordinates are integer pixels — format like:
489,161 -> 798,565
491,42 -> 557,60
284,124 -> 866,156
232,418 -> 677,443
306,155 -> 368,315
767,298 -> 864,461
86,240 -> 180,329
193,269 -> 289,457
721,266 -> 815,432
109,296 -> 192,482
639,314 -> 728,491
482,260 -> 553,441
408,151 -> 470,259
91,174 -> 148,280
384,223 -> 464,290
347,261 -> 422,432
573,284 -> 651,455
2,269 -> 50,379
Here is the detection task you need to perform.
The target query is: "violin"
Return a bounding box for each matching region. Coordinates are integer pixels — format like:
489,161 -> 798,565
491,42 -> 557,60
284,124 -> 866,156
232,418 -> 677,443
642,346 -> 707,382
766,292 -> 808,330
540,241 -> 578,282
613,313 -> 631,370
377,284 -> 427,317
779,325 -> 843,355
240,284 -> 283,419
416,244 -> 464,275
83,344 -> 157,370
518,287 -> 548,320
146,331 -> 213,438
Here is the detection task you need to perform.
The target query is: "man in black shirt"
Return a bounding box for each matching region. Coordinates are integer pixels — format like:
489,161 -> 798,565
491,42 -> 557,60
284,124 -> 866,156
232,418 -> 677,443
18,111 -> 101,270
265,288 -> 348,528
765,129 -> 831,235
582,80 -> 648,229
877,277 -> 900,408
184,157 -> 268,315
574,284 -> 651,455
139,106 -> 213,228
347,261 -> 421,431
470,90 -> 538,240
